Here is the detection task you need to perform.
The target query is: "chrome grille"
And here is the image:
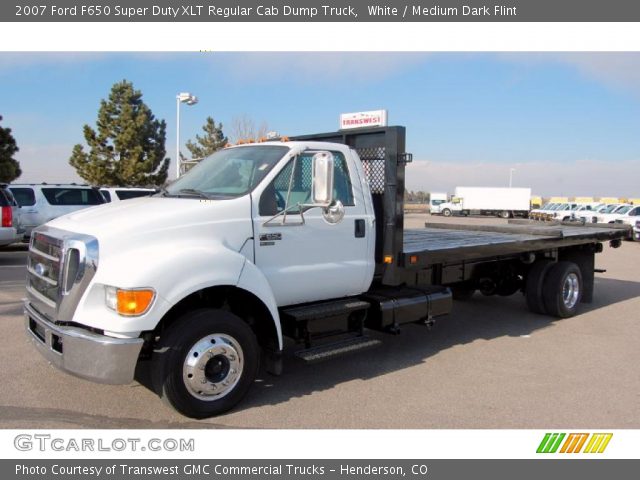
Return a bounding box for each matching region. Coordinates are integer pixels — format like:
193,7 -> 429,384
25,226 -> 99,323
27,232 -> 63,310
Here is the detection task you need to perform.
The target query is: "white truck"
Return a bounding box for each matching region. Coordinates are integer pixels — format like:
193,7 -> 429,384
24,126 -> 628,418
428,192 -> 448,214
437,187 -> 531,219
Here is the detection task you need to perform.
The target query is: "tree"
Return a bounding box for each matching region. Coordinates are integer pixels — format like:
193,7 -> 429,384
69,80 -> 169,186
229,114 -> 269,143
0,115 -> 21,183
184,116 -> 227,160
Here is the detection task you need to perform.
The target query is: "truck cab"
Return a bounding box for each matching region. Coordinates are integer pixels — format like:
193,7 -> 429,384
428,192 -> 448,214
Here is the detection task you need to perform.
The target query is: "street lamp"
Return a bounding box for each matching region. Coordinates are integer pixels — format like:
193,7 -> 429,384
176,92 -> 198,179
509,168 -> 516,188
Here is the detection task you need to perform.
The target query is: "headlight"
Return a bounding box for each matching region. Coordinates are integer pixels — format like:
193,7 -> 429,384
105,285 -> 155,316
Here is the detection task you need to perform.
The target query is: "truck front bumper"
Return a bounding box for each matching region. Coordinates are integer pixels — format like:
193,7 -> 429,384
24,301 -> 144,385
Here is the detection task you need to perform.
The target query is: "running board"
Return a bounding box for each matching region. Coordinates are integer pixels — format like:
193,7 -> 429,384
282,298 -> 370,322
295,336 -> 382,363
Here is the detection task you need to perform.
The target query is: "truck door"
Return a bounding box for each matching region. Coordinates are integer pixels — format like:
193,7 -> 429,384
252,149 -> 374,306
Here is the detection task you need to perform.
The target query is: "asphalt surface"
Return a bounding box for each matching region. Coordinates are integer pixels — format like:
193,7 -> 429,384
1,215 -> 638,429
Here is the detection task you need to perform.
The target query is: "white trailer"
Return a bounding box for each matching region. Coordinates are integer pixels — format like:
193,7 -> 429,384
438,187 -> 531,218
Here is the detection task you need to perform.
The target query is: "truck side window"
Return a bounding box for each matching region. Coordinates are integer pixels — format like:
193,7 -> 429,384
259,151 -> 354,216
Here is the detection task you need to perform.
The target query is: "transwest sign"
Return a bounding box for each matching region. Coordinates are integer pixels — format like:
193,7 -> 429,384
340,110 -> 388,130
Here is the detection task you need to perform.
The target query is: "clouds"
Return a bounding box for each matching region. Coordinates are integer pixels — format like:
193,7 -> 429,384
3,51 -> 640,94
405,158 -> 640,197
218,52 -> 429,84
496,52 -> 640,97
2,52 -> 639,190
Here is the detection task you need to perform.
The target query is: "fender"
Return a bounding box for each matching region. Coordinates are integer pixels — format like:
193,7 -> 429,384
237,258 -> 282,350
74,242 -> 247,333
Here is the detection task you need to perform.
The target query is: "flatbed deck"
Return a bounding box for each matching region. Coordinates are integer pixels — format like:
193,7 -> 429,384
403,221 -> 628,265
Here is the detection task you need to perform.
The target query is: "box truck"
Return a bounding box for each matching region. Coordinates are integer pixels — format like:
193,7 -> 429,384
437,186 -> 531,218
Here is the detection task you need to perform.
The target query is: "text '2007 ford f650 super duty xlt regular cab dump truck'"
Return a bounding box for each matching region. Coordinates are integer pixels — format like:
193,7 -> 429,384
24,126 -> 629,418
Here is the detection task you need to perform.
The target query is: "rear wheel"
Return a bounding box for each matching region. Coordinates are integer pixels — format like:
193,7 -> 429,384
499,210 -> 511,219
442,208 -> 452,217
525,260 -> 554,314
542,262 -> 583,318
153,309 -> 259,418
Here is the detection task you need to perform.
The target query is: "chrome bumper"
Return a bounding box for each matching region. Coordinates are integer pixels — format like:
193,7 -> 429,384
24,301 -> 144,385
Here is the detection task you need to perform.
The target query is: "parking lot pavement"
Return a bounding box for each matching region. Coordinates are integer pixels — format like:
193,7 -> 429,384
1,217 -> 638,428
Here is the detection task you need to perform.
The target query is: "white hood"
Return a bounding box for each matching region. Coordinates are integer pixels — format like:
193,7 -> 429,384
46,195 -> 253,254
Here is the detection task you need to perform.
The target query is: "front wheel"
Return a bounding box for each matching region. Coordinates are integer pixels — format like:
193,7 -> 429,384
153,309 -> 260,418
442,208 -> 452,217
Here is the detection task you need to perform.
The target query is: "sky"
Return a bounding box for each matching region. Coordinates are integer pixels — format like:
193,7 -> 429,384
0,52 -> 639,197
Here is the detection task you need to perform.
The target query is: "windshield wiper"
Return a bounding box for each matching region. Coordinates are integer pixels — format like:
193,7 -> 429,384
170,188 -> 212,199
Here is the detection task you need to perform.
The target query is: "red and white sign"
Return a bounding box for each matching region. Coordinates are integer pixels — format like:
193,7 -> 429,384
339,110 -> 388,130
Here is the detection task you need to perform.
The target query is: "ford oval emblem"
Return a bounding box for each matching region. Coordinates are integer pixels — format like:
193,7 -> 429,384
34,263 -> 48,277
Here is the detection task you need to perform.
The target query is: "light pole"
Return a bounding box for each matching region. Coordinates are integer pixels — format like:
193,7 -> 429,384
176,92 -> 198,179
509,168 -> 516,188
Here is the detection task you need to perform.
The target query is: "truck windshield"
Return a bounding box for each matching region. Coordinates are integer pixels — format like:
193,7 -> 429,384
165,145 -> 289,198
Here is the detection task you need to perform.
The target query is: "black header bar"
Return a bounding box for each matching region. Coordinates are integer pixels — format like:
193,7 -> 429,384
5,0 -> 640,22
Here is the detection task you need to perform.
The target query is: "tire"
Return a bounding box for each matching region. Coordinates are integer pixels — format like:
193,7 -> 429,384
442,208 -> 452,217
499,210 -> 511,219
525,260 -> 554,314
153,309 -> 260,418
542,262 -> 583,318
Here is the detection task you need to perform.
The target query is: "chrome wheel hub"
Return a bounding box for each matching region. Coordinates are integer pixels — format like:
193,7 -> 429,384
183,334 -> 244,401
562,273 -> 580,309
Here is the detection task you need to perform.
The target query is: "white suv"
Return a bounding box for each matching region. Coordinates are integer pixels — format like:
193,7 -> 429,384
9,184 -> 105,238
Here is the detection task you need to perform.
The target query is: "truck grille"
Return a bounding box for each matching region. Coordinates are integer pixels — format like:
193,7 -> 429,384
25,227 -> 99,322
27,232 -> 63,310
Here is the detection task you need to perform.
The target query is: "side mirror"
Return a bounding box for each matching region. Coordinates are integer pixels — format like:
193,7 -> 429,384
311,152 -> 334,206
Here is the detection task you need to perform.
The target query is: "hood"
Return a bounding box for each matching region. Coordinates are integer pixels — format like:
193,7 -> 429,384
46,195 -> 252,252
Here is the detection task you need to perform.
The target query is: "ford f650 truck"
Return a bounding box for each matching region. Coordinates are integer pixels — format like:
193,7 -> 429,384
24,126 -> 628,418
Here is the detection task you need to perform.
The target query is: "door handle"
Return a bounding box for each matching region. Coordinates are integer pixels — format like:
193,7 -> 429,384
355,219 -> 365,238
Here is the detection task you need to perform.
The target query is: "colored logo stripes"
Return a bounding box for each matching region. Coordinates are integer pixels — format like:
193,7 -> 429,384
537,433 -> 612,453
